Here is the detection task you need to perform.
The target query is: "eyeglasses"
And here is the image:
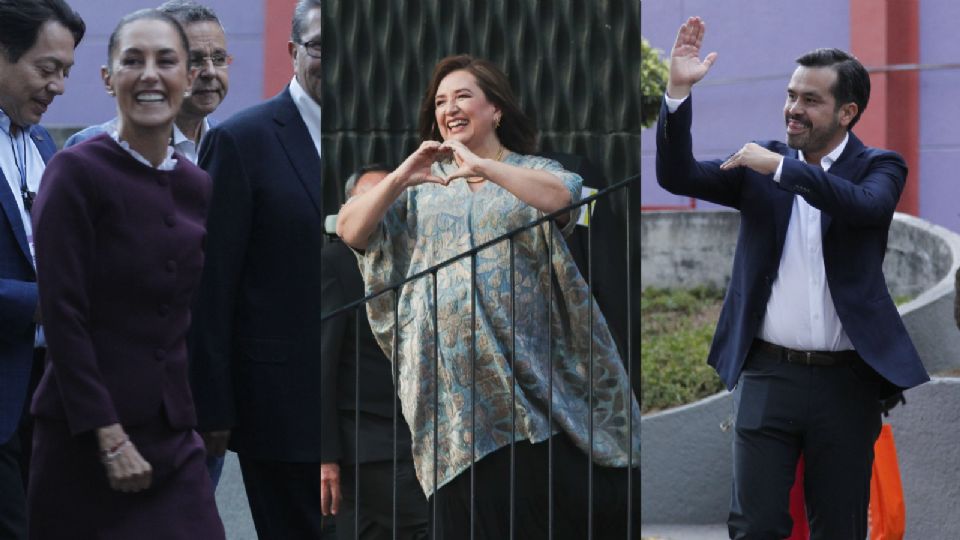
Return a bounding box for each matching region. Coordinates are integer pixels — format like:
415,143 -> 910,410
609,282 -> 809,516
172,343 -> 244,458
189,52 -> 233,70
298,40 -> 321,59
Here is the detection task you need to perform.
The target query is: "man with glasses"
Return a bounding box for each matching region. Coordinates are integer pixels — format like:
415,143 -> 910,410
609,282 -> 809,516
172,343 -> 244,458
64,0 -> 231,165
189,1 -> 338,538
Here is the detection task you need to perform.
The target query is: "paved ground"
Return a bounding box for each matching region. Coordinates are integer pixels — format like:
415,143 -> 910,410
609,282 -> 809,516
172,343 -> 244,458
214,451 -> 256,540
641,524 -> 729,540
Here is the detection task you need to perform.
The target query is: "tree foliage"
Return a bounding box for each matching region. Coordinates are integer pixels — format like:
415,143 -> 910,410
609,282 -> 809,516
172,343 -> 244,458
641,38 -> 669,129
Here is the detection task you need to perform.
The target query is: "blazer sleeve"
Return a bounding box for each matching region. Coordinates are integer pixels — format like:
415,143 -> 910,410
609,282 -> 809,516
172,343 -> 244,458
189,126 -> 252,431
32,152 -> 119,434
777,151 -> 906,227
655,95 -> 745,209
319,245 -> 345,463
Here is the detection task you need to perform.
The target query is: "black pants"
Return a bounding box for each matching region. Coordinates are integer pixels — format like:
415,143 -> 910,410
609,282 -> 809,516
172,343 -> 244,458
431,434 -> 637,540
728,347 -> 883,539
336,459 -> 428,540
0,348 -> 44,540
237,455 -> 337,540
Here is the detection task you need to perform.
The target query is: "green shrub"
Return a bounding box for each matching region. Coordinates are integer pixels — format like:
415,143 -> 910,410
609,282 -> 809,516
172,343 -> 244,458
641,287 -> 726,413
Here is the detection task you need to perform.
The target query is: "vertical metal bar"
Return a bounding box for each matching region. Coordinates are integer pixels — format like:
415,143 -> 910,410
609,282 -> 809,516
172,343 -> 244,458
432,271 -> 440,540
625,181 -> 635,540
393,289 -> 399,540
587,197 -> 595,540
509,237 -> 517,540
354,307 -> 361,540
470,253 -> 477,540
547,220 -> 555,540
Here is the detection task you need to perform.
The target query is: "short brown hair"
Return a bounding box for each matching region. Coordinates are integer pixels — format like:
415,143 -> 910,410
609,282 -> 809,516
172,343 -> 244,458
418,54 -> 537,155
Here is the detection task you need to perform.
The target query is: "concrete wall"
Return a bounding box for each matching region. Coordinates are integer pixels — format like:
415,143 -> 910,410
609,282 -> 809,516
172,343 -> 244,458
640,210 -> 960,531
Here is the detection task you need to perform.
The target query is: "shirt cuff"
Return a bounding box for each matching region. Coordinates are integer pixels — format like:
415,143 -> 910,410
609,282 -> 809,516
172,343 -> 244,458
773,157 -> 785,182
664,93 -> 688,113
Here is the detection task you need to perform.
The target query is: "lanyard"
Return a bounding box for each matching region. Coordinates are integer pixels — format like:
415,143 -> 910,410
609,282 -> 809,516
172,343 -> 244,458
4,125 -> 34,213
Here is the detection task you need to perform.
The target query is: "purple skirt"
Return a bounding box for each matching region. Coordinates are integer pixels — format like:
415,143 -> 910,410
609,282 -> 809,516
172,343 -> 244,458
27,416 -> 224,539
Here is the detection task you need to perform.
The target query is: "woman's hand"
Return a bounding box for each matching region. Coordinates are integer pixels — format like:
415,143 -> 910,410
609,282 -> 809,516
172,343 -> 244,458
394,141 -> 451,187
440,140 -> 488,181
96,423 -> 153,493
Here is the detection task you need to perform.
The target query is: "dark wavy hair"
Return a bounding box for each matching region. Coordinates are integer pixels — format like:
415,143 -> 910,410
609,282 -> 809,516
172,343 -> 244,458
0,0 -> 85,63
418,55 -> 537,155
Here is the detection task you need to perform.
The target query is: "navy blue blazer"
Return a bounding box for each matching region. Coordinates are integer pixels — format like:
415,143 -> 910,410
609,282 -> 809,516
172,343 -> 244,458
190,87 -> 339,462
656,96 -> 929,393
0,125 -> 56,443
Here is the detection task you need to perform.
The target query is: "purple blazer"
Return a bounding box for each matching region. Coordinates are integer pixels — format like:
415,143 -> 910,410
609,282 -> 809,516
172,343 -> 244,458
30,134 -> 211,435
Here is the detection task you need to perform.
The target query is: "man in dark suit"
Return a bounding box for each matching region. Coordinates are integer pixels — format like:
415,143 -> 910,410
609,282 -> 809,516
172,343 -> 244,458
189,0 -> 338,538
320,165 -> 428,540
656,17 -> 929,539
0,1 -> 84,537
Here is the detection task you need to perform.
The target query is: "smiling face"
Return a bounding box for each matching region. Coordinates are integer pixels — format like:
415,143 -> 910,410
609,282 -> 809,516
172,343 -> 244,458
103,18 -> 192,137
181,20 -> 228,119
434,69 -> 500,151
784,66 -> 855,162
0,20 -> 76,128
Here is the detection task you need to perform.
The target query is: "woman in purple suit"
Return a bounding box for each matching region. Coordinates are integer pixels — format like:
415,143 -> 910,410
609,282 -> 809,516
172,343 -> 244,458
26,9 -> 224,538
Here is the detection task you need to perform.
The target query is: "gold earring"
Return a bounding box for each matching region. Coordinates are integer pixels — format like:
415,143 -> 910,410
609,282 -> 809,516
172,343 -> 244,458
495,116 -> 502,129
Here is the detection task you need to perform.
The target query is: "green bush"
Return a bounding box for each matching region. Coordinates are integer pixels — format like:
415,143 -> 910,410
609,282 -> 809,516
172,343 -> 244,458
641,287 -> 726,413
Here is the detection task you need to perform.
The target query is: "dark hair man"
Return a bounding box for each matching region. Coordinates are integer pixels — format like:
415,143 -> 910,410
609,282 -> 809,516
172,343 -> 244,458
0,0 -> 84,537
656,16 -> 929,538
189,1 -> 338,538
64,0 -> 231,164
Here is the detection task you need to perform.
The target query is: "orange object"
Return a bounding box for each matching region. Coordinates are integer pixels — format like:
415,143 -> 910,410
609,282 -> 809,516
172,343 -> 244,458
787,455 -> 809,540
869,424 -> 906,540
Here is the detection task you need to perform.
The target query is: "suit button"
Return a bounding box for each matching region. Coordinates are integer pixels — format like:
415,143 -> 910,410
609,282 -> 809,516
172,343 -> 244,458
158,304 -> 170,317
155,348 -> 165,361
166,260 -> 177,272
164,215 -> 175,227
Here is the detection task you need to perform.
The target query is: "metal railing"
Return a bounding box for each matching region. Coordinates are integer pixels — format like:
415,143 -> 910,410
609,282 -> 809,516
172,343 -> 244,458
321,174 -> 639,540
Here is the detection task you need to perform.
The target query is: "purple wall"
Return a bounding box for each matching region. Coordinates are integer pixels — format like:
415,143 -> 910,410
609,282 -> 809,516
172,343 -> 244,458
919,2 -> 960,232
640,1 -> 851,211
41,0 -> 266,128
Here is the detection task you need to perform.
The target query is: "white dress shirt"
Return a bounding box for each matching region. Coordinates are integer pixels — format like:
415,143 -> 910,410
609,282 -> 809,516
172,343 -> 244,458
289,76 -> 321,159
171,118 -> 210,164
0,110 -> 44,264
665,93 -> 853,351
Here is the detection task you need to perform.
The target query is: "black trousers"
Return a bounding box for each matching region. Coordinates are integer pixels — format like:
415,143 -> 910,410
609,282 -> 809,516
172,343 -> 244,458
336,459 -> 428,540
728,347 -> 883,540
0,348 -> 44,540
431,434 -> 638,540
237,455 -> 337,540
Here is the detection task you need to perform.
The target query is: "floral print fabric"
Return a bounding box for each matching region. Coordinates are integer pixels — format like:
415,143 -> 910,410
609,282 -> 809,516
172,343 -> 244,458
355,153 -> 641,496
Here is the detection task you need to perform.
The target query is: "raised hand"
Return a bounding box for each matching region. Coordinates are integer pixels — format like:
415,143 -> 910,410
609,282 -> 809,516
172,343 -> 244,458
394,141 -> 451,187
668,16 -> 718,99
720,143 -> 782,175
439,140 -> 487,181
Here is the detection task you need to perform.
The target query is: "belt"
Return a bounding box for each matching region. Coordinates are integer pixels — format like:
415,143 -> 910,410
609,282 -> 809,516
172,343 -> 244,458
751,339 -> 859,367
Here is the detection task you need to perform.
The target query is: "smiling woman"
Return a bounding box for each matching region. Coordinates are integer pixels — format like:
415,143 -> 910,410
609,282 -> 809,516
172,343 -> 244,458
27,9 -> 224,539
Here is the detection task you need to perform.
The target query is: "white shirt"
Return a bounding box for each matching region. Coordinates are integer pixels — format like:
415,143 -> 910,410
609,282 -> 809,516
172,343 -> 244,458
761,134 -> 853,351
171,119 -> 210,164
665,93 -> 853,351
289,76 -> 322,159
110,130 -> 178,171
0,110 -> 44,264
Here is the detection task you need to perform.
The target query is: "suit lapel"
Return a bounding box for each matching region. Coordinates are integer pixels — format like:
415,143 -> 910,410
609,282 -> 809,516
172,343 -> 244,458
0,125 -> 54,264
272,89 -> 324,218
819,133 -> 865,235
773,145 -> 800,247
